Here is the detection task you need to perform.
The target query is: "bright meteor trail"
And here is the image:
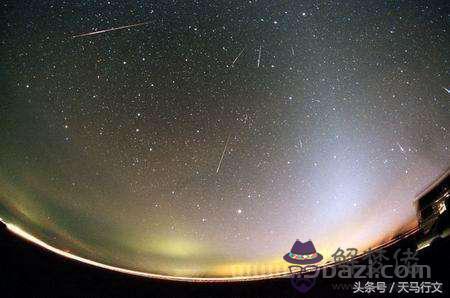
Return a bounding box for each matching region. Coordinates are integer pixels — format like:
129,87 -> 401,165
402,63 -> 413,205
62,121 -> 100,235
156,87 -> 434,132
71,21 -> 151,38
216,134 -> 231,174
257,45 -> 262,68
231,48 -> 245,67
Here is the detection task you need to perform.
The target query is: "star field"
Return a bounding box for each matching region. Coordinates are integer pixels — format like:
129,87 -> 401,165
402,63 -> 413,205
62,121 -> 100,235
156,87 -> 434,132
0,0 -> 449,279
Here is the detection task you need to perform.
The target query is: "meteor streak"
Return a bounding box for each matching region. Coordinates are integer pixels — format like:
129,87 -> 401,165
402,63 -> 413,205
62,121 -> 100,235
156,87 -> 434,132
72,21 -> 151,38
231,48 -> 245,67
257,45 -> 262,68
216,134 -> 231,174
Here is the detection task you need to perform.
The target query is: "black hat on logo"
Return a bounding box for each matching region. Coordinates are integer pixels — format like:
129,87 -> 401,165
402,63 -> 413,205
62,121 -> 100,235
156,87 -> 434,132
283,240 -> 323,265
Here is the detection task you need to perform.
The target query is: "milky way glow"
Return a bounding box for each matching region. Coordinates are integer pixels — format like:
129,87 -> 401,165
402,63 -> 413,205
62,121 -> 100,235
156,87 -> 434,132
0,1 -> 449,280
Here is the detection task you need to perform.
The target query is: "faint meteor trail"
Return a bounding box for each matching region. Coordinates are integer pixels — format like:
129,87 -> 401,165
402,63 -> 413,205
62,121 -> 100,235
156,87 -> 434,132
71,21 -> 151,38
216,134 -> 231,174
257,45 -> 262,68
231,48 -> 245,67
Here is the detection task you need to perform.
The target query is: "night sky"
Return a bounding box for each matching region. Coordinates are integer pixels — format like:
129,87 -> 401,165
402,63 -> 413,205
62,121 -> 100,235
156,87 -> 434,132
0,0 -> 449,280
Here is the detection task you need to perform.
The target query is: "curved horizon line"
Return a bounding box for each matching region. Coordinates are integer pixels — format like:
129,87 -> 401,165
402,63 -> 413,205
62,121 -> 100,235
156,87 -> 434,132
0,218 -> 418,283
